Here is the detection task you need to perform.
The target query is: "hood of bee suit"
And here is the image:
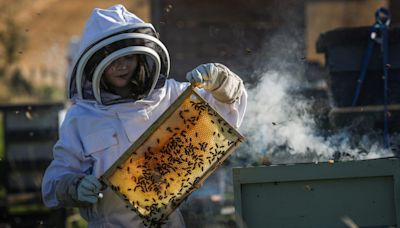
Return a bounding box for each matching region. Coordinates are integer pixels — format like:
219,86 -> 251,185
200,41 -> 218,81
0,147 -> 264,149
68,4 -> 170,105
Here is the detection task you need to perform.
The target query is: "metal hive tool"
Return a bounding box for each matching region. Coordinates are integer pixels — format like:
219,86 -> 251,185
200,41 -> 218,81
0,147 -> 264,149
100,85 -> 244,227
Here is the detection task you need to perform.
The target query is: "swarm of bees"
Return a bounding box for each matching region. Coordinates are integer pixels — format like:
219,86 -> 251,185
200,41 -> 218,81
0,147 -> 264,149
101,87 -> 244,227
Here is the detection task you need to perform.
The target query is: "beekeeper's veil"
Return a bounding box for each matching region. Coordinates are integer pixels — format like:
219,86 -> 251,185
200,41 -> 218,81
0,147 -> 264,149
68,4 -> 170,105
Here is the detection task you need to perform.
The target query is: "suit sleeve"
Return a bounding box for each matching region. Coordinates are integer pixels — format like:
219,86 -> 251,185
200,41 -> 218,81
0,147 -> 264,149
41,112 -> 93,208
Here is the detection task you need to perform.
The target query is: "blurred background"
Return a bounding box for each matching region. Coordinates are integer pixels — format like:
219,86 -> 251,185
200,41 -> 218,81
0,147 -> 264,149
0,0 -> 399,227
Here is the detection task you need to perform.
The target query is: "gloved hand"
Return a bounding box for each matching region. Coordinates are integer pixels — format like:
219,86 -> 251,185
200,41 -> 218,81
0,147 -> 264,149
76,175 -> 102,204
186,63 -> 244,103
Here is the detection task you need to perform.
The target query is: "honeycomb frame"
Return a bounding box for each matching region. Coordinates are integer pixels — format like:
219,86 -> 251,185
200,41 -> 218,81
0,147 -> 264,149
100,85 -> 244,226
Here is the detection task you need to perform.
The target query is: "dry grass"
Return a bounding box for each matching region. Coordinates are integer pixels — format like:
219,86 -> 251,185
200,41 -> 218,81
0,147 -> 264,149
0,0 -> 150,102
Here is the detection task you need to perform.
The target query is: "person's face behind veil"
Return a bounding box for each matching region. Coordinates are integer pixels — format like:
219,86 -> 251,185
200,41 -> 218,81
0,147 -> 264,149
103,54 -> 139,97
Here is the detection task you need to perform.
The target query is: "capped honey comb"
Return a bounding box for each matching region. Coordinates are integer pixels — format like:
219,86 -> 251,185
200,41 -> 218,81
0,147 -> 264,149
101,85 -> 244,227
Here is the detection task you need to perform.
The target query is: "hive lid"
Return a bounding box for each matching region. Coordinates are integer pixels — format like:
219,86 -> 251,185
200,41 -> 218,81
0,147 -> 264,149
100,85 -> 244,226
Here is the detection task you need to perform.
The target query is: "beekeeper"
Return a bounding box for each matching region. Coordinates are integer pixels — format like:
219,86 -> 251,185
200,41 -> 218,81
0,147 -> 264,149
42,4 -> 247,228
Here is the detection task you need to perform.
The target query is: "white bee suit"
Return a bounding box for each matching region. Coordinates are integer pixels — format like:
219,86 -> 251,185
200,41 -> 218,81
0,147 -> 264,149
41,4 -> 247,228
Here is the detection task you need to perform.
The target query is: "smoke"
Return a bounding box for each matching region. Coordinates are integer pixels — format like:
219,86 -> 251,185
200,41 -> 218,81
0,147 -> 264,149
238,70 -> 394,165
235,29 -> 394,165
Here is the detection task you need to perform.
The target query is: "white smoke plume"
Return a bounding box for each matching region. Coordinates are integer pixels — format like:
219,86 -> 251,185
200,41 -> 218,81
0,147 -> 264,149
237,70 -> 395,165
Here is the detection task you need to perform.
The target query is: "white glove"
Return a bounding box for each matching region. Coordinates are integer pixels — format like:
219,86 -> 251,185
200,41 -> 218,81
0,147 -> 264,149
186,63 -> 244,103
76,175 -> 102,204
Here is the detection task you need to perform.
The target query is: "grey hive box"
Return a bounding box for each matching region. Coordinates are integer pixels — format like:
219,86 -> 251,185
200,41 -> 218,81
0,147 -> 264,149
233,158 -> 400,228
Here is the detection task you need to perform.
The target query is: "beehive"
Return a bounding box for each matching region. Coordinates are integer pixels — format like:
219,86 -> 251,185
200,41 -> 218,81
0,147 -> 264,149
100,85 -> 244,226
